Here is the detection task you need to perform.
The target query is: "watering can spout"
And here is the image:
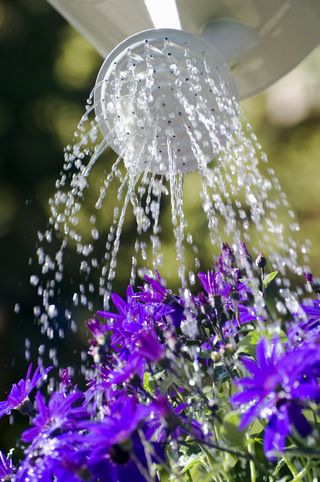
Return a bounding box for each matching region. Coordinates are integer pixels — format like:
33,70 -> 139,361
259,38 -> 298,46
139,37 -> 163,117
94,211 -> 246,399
47,0 -> 320,98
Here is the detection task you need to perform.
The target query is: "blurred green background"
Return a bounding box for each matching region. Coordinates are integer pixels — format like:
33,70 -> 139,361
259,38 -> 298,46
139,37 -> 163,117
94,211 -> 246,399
0,0 -> 320,450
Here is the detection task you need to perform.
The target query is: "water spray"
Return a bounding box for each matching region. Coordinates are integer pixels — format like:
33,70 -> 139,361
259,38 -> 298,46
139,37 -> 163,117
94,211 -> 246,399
31,0 -> 320,329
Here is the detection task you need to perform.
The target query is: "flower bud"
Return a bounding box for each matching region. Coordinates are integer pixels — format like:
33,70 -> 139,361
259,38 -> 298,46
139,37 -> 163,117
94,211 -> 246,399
303,271 -> 313,284
255,253 -> 266,269
225,343 -> 236,354
240,241 -> 252,265
211,352 -> 220,362
304,271 -> 320,294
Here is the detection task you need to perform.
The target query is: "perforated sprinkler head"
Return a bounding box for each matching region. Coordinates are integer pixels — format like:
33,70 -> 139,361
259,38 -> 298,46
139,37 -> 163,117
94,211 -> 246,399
94,28 -> 238,175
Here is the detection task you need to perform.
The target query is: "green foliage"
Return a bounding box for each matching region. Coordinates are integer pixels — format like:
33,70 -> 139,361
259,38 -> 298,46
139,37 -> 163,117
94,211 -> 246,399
263,271 -> 278,289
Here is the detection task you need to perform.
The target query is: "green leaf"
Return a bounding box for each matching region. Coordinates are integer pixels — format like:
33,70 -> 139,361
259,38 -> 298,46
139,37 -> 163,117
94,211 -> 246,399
237,330 -> 261,356
188,461 -> 210,482
220,412 -> 246,449
143,372 -> 154,395
180,454 -> 204,475
263,271 -> 278,289
248,418 -> 264,436
238,329 -> 287,357
213,365 -> 230,386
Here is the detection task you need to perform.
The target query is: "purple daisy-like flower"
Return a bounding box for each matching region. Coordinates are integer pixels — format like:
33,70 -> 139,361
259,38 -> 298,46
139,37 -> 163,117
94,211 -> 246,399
16,432 -> 87,482
0,364 -> 52,419
0,451 -> 14,481
198,270 -> 231,299
97,285 -> 172,356
100,329 -> 165,386
84,396 -> 162,482
97,285 -> 139,323
232,338 -> 320,459
22,389 -> 87,443
223,304 -> 264,336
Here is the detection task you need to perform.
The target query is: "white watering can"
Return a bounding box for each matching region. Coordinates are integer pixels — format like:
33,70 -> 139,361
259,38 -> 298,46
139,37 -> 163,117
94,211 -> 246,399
46,0 -> 320,174
47,0 -> 320,99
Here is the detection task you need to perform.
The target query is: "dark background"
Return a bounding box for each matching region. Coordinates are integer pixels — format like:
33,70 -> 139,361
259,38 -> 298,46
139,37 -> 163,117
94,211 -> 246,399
0,0 -> 320,450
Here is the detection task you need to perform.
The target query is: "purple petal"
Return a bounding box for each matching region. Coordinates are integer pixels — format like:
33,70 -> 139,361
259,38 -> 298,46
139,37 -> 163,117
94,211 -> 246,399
111,293 -> 128,315
292,383 -> 320,401
238,397 -> 266,430
231,389 -> 260,406
240,357 -> 260,377
0,401 -> 10,419
287,404 -> 312,437
263,410 -> 290,460
256,338 -> 268,369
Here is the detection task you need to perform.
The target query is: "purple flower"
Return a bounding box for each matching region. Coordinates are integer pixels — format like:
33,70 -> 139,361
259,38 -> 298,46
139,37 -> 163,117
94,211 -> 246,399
87,316 -> 110,339
223,304 -> 264,335
97,286 -> 172,356
87,396 -> 150,448
136,330 -> 165,362
88,434 -> 161,482
218,242 -> 235,274
97,286 -> 139,323
288,299 -> 320,345
232,339 -> 320,459
146,396 -> 205,443
0,364 -> 52,419
138,272 -> 167,303
22,389 -> 87,443
198,271 -> 231,299
304,271 -> 314,284
100,330 -> 165,386
85,396 -> 162,482
304,271 -> 320,294
0,451 -> 14,481
16,434 -> 87,482
239,241 -> 253,265
301,299 -> 320,323
103,354 -> 144,386
136,272 -> 185,328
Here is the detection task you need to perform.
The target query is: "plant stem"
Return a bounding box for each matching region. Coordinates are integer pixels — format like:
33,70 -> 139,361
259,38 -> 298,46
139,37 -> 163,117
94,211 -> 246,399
247,436 -> 256,482
283,456 -> 298,478
186,470 -> 193,482
290,461 -> 311,482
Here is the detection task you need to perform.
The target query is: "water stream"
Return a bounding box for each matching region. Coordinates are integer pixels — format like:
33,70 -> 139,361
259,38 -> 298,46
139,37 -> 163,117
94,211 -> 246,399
30,34 -> 310,340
